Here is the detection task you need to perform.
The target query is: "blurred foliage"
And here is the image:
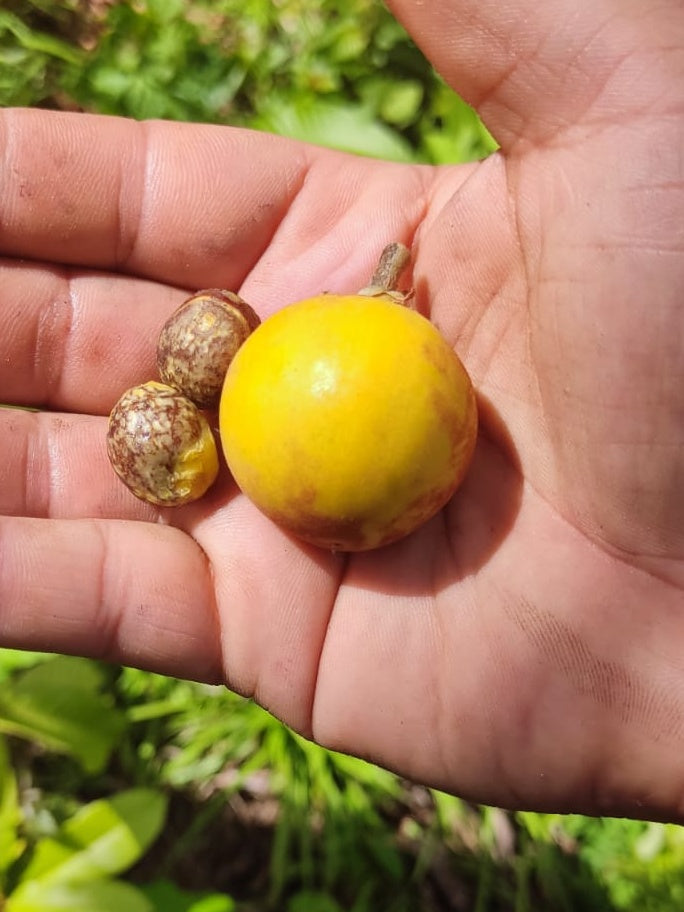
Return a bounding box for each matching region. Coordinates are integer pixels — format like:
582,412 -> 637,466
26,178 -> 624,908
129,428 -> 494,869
1,650 -> 684,910
0,656 -> 125,774
0,0 -> 496,163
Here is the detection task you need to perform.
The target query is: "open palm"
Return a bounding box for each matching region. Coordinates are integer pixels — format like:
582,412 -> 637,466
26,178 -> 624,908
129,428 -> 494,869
1,0 -> 682,821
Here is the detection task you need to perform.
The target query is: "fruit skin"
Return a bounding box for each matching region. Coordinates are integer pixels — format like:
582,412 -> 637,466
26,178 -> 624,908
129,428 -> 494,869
107,381 -> 219,506
219,294 -> 477,551
157,290 -> 260,407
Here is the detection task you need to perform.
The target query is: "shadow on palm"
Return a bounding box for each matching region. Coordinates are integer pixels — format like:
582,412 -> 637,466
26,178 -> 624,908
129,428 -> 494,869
343,393 -> 522,599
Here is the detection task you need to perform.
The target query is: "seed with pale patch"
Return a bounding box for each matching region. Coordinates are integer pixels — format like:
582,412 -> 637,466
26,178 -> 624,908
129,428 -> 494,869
157,289 -> 260,407
107,381 -> 219,506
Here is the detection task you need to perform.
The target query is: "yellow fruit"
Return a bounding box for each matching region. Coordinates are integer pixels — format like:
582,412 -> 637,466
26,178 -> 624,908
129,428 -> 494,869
219,294 -> 477,550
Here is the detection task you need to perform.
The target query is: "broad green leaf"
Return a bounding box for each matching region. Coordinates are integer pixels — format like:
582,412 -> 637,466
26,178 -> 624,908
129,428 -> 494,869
0,649 -> 51,682
18,789 -> 167,887
0,736 -> 23,884
0,656 -> 125,773
253,96 -> 415,162
6,878 -> 153,912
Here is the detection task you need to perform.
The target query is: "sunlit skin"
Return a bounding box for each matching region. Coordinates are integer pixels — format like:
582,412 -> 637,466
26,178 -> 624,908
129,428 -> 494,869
0,0 -> 682,821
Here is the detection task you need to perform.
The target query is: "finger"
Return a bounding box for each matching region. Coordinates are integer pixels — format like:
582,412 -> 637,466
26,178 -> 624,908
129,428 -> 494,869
0,404 -> 344,737
0,149 -> 436,416
0,109 -> 430,297
0,503 -> 344,737
0,260 -> 180,412
0,405 -> 243,529
0,109 -> 307,288
192,498 -> 344,734
0,407 -> 160,521
389,0 -> 680,148
0,515 -> 223,683
0,110 -> 435,416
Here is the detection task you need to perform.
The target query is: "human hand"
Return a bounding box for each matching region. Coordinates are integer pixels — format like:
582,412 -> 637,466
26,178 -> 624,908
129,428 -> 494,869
0,0 -> 682,821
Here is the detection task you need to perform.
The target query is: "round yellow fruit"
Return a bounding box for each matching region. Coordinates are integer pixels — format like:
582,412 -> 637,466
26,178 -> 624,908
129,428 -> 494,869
219,294 -> 477,550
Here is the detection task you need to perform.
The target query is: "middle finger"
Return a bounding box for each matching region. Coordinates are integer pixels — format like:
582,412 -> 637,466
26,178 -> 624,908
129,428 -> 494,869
0,259 -> 183,414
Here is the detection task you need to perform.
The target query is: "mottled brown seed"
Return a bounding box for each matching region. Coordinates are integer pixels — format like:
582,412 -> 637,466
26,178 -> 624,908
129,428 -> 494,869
107,381 -> 219,506
157,289 -> 260,407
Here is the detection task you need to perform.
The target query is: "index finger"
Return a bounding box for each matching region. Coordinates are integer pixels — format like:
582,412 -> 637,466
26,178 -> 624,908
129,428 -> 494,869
0,109 -> 310,290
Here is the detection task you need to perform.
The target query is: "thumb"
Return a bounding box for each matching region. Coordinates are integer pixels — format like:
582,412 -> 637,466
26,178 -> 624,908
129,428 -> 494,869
387,0 -> 681,150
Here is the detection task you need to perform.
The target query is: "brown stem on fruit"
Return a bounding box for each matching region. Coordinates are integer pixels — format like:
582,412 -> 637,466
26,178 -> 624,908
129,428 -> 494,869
357,242 -> 411,303
370,242 -> 410,291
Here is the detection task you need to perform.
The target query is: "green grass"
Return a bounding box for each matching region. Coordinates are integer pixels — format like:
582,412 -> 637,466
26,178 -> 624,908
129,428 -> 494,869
2,651 -> 684,910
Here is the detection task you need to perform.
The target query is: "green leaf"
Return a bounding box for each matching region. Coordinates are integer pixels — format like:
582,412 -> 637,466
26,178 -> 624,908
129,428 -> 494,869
359,76 -> 423,127
325,23 -> 369,63
0,736 -> 23,885
18,789 -> 167,887
88,66 -> 133,99
0,656 -> 125,773
379,81 -> 423,126
0,10 -> 81,64
253,96 -> 414,162
0,649 -> 50,682
6,878 -> 153,912
142,879 -> 235,912
418,83 -> 497,164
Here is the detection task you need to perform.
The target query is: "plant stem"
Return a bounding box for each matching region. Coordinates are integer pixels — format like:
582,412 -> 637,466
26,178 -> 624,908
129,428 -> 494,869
369,242 -> 410,291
